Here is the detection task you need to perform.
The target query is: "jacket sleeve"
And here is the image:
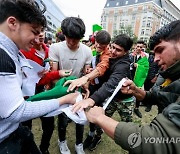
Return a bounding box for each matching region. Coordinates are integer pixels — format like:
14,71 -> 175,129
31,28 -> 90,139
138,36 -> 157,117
142,75 -> 180,112
114,114 -> 179,154
90,61 -> 130,105
37,71 -> 60,86
96,48 -> 110,76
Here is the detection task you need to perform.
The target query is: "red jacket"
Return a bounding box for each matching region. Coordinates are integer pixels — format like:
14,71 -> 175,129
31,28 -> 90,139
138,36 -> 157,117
37,71 -> 60,86
21,43 -> 49,66
21,44 -> 61,87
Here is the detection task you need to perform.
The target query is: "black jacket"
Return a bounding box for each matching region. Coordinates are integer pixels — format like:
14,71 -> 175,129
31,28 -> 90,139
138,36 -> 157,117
143,60 -> 180,113
90,54 -> 131,106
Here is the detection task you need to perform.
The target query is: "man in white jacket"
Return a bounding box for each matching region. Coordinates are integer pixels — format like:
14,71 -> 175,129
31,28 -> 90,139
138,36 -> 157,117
0,1 -> 77,154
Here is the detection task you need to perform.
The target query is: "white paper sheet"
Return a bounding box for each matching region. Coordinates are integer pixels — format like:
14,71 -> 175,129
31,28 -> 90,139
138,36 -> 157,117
44,94 -> 88,125
21,59 -> 45,96
103,78 -> 127,110
44,78 -> 127,125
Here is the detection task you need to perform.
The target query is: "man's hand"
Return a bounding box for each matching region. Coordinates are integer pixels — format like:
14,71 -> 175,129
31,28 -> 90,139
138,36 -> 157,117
63,76 -> 89,92
59,69 -> 72,77
86,106 -> 105,123
71,98 -> 95,113
82,82 -> 90,99
151,76 -> 158,83
121,79 -> 136,95
134,63 -> 137,68
58,92 -> 79,105
121,79 -> 146,101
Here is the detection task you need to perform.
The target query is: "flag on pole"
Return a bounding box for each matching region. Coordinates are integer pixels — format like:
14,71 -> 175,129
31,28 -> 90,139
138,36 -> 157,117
92,24 -> 102,33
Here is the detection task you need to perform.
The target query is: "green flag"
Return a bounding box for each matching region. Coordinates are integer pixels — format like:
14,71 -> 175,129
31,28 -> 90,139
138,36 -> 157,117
27,76 -> 78,101
92,24 -> 102,33
133,57 -> 149,88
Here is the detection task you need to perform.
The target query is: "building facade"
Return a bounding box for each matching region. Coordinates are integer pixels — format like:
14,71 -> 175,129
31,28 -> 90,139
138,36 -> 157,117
101,0 -> 180,42
36,0 -> 65,40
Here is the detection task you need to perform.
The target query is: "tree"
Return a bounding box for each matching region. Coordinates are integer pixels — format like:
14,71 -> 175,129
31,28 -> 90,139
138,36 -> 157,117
113,25 -> 138,43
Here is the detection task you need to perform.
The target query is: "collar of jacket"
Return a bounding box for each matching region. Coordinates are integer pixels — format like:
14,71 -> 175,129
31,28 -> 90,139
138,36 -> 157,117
160,60 -> 180,81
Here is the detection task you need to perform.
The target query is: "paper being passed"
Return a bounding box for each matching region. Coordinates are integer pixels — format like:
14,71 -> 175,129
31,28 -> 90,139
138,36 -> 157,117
44,93 -> 88,125
103,78 -> 127,110
44,78 -> 127,125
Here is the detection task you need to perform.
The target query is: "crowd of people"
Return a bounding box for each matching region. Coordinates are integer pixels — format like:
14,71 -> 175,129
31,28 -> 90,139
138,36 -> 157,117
0,0 -> 179,154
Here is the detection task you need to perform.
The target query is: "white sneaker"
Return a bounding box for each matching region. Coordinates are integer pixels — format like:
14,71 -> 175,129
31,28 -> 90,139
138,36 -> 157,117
75,143 -> 85,154
58,140 -> 71,154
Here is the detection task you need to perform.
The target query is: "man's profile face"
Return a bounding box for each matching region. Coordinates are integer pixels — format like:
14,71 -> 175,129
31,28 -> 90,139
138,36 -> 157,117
153,40 -> 180,71
33,31 -> 45,46
6,16 -> 42,51
16,23 -> 42,51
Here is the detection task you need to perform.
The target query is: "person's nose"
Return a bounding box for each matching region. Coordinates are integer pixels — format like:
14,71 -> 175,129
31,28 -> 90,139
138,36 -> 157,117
69,40 -> 76,46
111,48 -> 116,54
154,54 -> 160,63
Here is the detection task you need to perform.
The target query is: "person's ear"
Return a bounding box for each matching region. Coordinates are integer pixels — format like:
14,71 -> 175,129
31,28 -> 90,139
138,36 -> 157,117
7,16 -> 19,31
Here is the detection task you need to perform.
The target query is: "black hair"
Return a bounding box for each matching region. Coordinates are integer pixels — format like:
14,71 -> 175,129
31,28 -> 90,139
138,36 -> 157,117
56,33 -> 65,42
149,20 -> 180,50
61,17 -> 85,39
136,40 -> 145,44
0,0 -> 46,28
95,30 -> 111,45
112,34 -> 133,52
47,37 -> 52,41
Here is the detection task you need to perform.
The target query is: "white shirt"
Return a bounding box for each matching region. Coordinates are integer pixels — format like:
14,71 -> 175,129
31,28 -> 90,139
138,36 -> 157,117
49,41 -> 93,77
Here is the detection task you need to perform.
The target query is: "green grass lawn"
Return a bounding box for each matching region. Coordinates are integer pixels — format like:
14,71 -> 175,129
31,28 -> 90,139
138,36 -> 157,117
32,105 -> 158,154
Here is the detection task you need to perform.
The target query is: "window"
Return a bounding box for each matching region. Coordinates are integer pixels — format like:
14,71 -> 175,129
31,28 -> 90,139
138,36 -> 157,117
141,29 -> 145,35
132,14 -> 136,20
113,23 -> 116,29
142,20 -> 146,27
125,1 -> 128,5
102,23 -> 106,29
47,15 -> 51,20
114,16 -> 117,21
116,2 -> 119,6
135,0 -> 138,3
104,16 -> 107,22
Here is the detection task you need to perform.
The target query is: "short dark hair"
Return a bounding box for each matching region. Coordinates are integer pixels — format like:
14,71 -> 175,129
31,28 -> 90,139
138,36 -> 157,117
112,34 -> 133,52
95,30 -> 111,45
47,37 -> 52,41
149,20 -> 180,50
0,0 -> 46,28
136,40 -> 145,45
61,17 -> 85,39
56,33 -> 65,42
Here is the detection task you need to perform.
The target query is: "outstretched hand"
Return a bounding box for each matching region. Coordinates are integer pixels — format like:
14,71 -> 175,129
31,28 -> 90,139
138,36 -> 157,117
63,76 -> 89,92
121,79 -> 136,95
71,98 -> 95,113
85,106 -> 105,123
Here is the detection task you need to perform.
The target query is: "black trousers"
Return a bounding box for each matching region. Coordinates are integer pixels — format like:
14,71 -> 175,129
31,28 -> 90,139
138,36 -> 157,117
0,124 -> 40,154
39,116 -> 54,152
58,113 -> 84,145
22,116 -> 54,152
